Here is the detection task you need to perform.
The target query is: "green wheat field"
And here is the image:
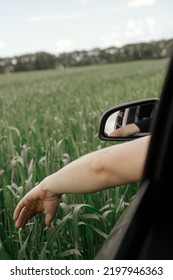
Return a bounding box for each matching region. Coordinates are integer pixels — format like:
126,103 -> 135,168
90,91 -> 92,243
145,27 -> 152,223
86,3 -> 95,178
0,58 -> 168,260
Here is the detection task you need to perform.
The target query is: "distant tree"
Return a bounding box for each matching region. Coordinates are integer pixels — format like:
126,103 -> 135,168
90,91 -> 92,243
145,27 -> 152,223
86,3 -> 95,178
0,38 -> 173,74
35,52 -> 56,70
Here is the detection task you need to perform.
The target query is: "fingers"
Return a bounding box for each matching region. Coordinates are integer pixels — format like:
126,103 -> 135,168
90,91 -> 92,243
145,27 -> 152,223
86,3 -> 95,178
13,199 -> 25,221
13,196 -> 32,228
14,205 -> 35,228
44,205 -> 58,227
13,191 -> 60,228
44,213 -> 54,227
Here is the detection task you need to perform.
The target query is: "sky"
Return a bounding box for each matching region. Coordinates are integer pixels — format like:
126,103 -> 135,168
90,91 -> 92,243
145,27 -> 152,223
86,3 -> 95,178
0,0 -> 173,58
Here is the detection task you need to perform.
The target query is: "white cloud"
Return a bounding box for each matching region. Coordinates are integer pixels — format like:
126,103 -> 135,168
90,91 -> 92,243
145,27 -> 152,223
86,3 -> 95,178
26,13 -> 82,22
55,39 -> 76,53
80,0 -> 89,6
0,41 -> 5,50
97,5 -> 125,13
99,32 -> 122,48
126,20 -> 143,38
125,17 -> 158,40
98,16 -> 159,49
146,16 -> 157,35
128,0 -> 155,7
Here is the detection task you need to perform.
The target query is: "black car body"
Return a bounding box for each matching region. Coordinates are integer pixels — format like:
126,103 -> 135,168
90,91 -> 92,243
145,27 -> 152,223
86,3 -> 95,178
95,52 -> 173,259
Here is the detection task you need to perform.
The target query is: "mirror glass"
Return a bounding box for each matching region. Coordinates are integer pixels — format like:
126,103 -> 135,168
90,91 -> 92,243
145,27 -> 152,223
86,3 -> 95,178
104,102 -> 158,137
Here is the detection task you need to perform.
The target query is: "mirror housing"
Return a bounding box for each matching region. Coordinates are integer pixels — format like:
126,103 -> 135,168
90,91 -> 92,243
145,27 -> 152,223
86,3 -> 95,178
99,98 -> 159,141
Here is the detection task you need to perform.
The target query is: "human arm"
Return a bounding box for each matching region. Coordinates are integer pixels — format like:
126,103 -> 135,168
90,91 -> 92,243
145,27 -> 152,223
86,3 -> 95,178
13,136 -> 150,228
109,123 -> 140,137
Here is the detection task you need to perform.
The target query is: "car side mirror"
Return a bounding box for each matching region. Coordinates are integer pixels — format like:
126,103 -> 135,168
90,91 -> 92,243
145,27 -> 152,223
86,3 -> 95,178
98,98 -> 159,141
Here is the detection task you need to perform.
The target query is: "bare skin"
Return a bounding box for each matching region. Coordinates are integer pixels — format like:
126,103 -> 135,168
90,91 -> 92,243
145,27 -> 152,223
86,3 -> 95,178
13,136 -> 150,228
109,123 -> 140,137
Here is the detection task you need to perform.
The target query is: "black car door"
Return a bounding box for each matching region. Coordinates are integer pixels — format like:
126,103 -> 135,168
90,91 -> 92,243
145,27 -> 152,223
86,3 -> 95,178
95,51 -> 173,260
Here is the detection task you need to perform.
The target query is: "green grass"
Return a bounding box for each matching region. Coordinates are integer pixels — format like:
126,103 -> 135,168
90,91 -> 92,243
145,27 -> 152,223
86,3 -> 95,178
0,59 -> 167,259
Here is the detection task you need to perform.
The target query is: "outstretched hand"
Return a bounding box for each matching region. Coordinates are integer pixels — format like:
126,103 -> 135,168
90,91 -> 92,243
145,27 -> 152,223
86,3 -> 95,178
13,183 -> 61,228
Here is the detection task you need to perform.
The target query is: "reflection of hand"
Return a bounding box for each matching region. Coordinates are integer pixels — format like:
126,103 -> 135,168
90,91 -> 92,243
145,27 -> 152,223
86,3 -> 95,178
109,127 -> 124,137
13,184 -> 61,228
109,124 -> 140,137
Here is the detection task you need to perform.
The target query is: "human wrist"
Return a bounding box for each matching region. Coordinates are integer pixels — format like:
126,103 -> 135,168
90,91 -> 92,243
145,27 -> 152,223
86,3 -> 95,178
42,175 -> 62,196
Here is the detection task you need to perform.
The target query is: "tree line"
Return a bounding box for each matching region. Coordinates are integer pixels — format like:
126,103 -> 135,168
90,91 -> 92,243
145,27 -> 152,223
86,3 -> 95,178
0,38 -> 173,74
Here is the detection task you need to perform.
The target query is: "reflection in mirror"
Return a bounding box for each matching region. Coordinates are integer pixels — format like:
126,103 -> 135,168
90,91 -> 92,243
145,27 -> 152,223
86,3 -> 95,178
104,102 -> 157,137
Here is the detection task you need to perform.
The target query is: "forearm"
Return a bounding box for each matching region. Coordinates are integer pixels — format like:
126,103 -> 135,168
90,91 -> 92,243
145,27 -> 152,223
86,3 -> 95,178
42,150 -> 109,194
42,136 -> 150,195
110,123 -> 140,137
